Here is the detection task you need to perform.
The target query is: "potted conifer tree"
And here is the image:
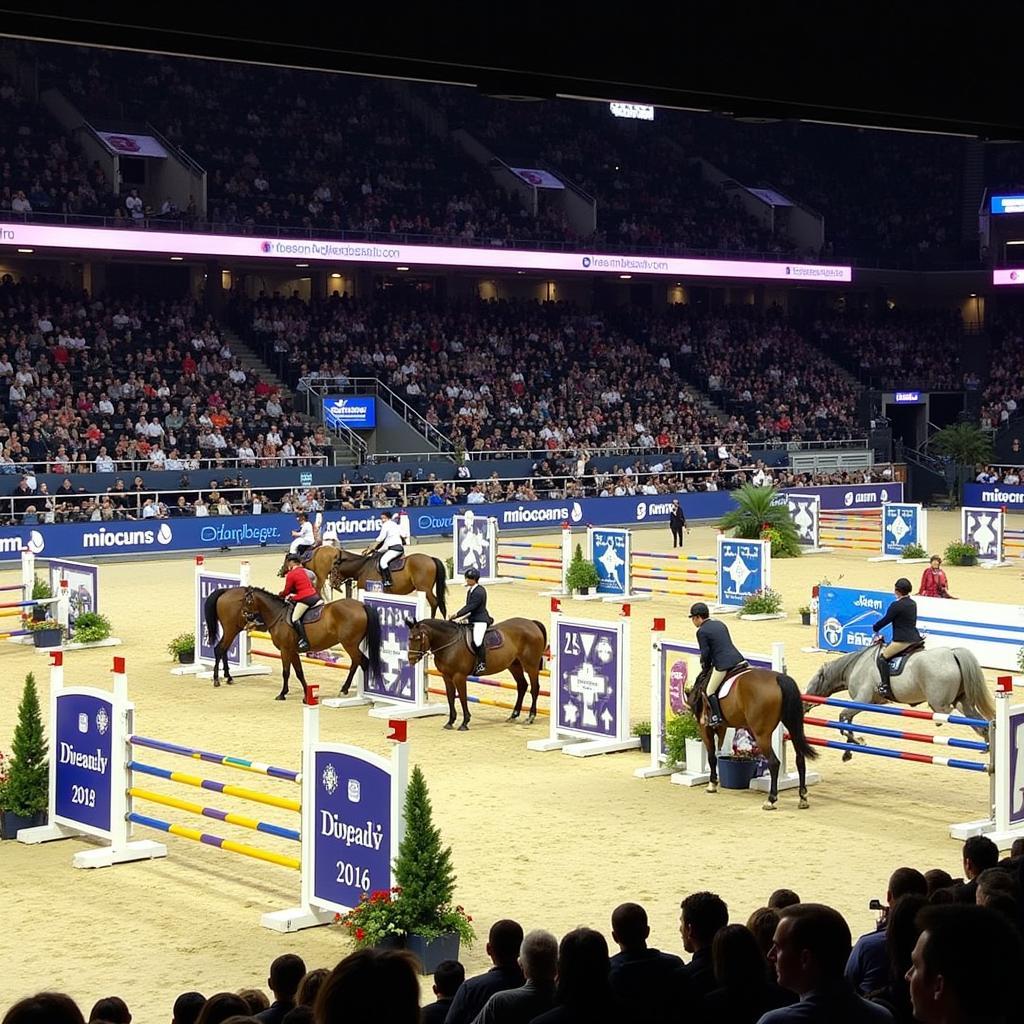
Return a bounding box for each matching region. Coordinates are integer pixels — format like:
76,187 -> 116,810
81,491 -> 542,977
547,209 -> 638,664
1,673 -> 49,839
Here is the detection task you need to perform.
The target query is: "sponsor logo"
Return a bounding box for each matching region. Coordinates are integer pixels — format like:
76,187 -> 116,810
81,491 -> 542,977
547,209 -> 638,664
570,502 -> 584,523
636,502 -> 647,521
501,505 -> 570,525
982,488 -> 1024,505
322,516 -> 384,538
822,617 -> 844,647
417,512 -> 454,532
199,523 -> 281,545
83,528 -> 158,549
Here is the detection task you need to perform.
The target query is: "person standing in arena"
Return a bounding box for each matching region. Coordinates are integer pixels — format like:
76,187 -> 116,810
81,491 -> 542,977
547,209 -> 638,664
669,499 -> 687,548
917,556 -> 954,599
872,578 -> 923,699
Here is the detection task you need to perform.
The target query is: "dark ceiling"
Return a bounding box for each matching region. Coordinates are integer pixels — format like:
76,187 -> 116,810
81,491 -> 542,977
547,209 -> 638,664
0,7 -> 1020,139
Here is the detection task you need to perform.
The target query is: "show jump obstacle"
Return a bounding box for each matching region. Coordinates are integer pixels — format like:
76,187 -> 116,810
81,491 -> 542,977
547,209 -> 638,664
790,498 -> 927,560
19,655 -> 408,932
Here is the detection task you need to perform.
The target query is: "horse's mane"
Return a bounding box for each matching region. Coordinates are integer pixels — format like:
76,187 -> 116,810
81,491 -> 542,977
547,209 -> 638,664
814,645 -> 873,690
249,585 -> 287,605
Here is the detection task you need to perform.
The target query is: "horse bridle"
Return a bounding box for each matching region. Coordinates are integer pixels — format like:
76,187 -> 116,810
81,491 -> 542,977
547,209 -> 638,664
240,586 -> 279,630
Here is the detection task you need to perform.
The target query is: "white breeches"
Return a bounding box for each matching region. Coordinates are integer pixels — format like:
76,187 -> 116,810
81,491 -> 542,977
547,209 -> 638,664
472,622 -> 487,645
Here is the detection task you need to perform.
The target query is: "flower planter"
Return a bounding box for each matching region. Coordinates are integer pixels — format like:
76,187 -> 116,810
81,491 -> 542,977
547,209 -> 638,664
717,755 -> 757,790
32,629 -> 62,649
684,738 -> 708,773
405,932 -> 460,974
800,612 -> 811,626
373,934 -> 407,951
637,734 -> 652,754
177,649 -> 195,664
1,810 -> 46,840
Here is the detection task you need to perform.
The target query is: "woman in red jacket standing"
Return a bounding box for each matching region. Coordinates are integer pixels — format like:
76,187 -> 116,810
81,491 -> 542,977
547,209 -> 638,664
918,555 -> 955,599
280,552 -> 322,651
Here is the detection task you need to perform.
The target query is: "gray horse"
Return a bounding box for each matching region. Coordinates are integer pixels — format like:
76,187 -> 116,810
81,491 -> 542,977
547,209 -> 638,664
806,644 -> 995,759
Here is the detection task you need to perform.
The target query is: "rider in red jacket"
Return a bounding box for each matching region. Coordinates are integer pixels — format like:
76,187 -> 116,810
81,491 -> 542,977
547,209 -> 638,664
280,552 -> 321,651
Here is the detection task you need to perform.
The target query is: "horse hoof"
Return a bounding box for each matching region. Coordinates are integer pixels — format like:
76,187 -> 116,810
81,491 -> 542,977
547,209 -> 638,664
225,679 -> 234,686
275,693 -> 287,701
340,685 -> 351,696
506,713 -> 519,722
842,751 -> 852,763
527,715 -> 537,725
213,679 -> 220,688
798,798 -> 810,810
443,722 -> 454,730
458,723 -> 469,731
706,783 -> 718,794
762,800 -> 778,811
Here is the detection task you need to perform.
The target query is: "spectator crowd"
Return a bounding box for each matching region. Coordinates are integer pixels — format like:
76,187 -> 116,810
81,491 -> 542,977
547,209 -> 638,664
6,836 -> 1024,1024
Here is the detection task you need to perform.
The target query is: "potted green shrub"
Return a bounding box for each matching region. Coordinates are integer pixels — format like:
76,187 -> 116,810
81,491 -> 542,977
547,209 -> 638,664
944,540 -> 979,567
167,632 -> 196,664
30,576 -> 52,622
1,673 -> 48,839
798,605 -> 812,626
27,618 -> 64,649
665,711 -> 704,772
566,544 -> 600,596
631,720 -> 652,753
338,766 -> 474,972
900,543 -> 927,561
72,612 -> 112,645
445,556 -> 455,580
738,588 -> 785,620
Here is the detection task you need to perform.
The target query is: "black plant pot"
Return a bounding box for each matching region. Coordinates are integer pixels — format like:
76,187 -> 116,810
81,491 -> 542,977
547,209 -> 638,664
1,810 -> 46,840
177,649 -> 195,664
801,612 -> 811,626
638,734 -> 652,753
405,932 -> 460,974
32,629 -> 62,649
374,934 -> 407,951
717,755 -> 757,790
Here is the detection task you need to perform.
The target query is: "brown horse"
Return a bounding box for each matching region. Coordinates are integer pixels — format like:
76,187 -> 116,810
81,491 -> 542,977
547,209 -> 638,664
277,546 -> 342,596
686,666 -> 817,810
203,586 -> 383,701
405,617 -> 547,730
328,548 -> 448,617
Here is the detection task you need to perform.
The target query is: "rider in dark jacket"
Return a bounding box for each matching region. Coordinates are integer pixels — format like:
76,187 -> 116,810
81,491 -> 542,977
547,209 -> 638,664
690,602 -> 745,728
872,577 -> 924,696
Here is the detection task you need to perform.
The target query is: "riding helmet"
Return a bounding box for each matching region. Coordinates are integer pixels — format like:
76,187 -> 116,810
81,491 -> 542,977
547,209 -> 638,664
895,577 -> 912,594
464,568 -> 481,581
689,602 -> 710,618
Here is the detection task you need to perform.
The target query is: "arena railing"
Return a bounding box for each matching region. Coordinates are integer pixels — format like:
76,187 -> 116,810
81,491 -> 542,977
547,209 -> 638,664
4,454 -> 331,476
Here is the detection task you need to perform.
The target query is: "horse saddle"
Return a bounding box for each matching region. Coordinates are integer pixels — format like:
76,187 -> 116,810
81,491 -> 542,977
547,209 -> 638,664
694,661 -> 749,703
298,545 -> 323,565
378,556 -> 406,573
877,640 -> 925,677
463,628 -> 503,653
299,604 -> 326,625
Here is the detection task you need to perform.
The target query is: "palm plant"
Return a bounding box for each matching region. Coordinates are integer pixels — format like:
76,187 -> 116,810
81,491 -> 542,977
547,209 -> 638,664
929,423 -> 993,505
718,485 -> 801,558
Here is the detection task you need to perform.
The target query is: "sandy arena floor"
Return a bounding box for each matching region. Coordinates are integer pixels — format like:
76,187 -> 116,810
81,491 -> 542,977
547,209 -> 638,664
0,511 -> 1012,1019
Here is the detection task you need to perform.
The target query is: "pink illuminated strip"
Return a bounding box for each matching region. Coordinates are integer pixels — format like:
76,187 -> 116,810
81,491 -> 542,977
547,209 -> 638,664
0,222 -> 852,283
993,268 -> 1024,285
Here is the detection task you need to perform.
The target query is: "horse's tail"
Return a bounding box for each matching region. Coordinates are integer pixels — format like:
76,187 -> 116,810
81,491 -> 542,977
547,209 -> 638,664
432,558 -> 448,617
203,588 -> 226,651
363,604 -> 384,689
778,674 -> 818,761
954,648 -> 996,723
532,619 -> 548,664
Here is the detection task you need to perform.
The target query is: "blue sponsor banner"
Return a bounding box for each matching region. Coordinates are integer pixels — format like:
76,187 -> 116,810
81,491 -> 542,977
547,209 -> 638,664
590,528 -> 629,596
882,503 -> 923,557
773,482 -> 903,511
322,395 -> 376,429
964,482 -> 1024,509
717,537 -> 770,607
817,586 -> 892,652
311,748 -> 392,910
0,483 -> 905,563
362,593 -> 420,703
53,692 -> 114,836
991,194 -> 1024,215
555,620 -> 623,738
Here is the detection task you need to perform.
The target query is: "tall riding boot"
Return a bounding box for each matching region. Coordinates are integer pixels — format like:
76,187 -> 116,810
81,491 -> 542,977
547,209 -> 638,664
381,567 -> 393,589
878,656 -> 892,700
295,620 -> 311,653
707,692 -> 725,728
473,641 -> 487,677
